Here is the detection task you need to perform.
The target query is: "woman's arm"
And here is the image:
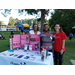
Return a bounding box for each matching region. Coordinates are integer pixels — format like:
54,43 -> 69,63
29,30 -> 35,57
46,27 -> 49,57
62,40 -> 65,49
60,40 -> 65,55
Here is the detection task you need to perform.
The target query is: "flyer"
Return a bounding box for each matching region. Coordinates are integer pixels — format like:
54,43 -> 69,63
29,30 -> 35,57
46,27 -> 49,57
29,34 -> 40,51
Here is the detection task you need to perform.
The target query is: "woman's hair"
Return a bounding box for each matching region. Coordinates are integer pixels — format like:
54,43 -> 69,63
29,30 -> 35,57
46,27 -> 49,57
43,24 -> 49,32
54,24 -> 63,32
33,24 -> 39,31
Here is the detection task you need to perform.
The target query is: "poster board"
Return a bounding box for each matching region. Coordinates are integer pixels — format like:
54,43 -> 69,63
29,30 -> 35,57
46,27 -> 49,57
12,34 -> 21,50
12,34 -> 40,51
30,34 -> 40,51
21,34 -> 29,49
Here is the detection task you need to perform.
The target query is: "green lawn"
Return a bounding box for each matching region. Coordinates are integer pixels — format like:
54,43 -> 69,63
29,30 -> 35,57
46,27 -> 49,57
0,32 -> 20,52
62,37 -> 75,65
0,32 -> 75,65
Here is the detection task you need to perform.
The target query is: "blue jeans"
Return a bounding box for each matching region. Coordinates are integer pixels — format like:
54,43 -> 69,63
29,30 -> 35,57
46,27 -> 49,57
54,51 -> 64,65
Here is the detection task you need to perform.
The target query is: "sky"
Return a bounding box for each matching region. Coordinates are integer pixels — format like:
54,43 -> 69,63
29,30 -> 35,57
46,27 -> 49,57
0,9 -> 54,25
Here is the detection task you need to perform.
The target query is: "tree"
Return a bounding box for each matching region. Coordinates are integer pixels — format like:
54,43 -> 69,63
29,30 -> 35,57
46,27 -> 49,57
49,9 -> 75,35
14,18 -> 20,25
24,9 -> 49,32
1,9 -> 50,32
25,19 -> 33,26
8,16 -> 15,26
0,21 -> 4,24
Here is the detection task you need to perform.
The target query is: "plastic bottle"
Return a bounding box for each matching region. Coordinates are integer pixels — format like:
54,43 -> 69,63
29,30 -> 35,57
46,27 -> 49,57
24,45 -> 27,52
41,47 -> 46,61
29,45 -> 32,51
43,48 -> 47,59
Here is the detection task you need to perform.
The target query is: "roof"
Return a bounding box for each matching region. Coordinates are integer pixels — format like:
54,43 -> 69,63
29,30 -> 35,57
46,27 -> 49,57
7,26 -> 16,27
17,23 -> 23,27
0,24 -> 7,26
23,24 -> 29,27
72,27 -> 75,29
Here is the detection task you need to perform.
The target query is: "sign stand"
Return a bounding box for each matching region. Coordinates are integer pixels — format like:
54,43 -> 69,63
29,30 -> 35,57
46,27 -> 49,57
8,33 -> 14,52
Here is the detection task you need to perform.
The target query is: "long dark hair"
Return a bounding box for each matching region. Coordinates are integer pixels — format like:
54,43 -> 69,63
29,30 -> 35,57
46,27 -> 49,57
54,24 -> 63,32
43,24 -> 49,32
33,24 -> 39,31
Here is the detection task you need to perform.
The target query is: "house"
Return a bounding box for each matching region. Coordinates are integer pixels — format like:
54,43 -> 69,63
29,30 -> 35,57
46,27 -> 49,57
0,24 -> 7,31
7,26 -> 16,31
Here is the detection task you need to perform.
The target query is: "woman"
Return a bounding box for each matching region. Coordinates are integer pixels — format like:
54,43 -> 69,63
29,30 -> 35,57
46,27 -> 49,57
54,24 -> 67,65
40,24 -> 54,52
29,24 -> 40,34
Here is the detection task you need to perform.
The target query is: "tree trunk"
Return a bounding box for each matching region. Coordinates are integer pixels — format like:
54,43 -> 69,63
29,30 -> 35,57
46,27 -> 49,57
41,10 -> 45,33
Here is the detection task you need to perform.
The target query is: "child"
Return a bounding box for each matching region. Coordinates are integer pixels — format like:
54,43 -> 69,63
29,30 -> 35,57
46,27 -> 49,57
69,32 -> 73,40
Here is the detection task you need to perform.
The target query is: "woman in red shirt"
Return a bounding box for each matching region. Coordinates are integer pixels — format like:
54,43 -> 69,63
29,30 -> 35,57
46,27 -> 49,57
54,24 -> 67,65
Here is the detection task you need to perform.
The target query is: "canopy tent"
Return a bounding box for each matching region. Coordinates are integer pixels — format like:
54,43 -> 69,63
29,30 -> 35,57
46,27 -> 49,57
72,26 -> 75,34
72,26 -> 75,29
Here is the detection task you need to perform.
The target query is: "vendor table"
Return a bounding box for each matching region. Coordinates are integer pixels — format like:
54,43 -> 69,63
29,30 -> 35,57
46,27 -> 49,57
0,50 -> 54,65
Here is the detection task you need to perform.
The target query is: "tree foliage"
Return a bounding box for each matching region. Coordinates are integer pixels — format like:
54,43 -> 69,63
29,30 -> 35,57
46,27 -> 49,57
0,9 -> 50,32
0,21 -> 4,24
14,18 -> 41,26
14,18 -> 20,25
8,16 -> 15,26
49,9 -> 75,35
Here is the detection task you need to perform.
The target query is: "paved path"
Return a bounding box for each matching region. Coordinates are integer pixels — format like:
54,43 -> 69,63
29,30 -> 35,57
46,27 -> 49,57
70,60 -> 75,65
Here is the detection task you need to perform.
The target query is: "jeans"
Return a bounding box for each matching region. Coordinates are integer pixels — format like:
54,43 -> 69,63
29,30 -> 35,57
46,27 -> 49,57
54,51 -> 64,65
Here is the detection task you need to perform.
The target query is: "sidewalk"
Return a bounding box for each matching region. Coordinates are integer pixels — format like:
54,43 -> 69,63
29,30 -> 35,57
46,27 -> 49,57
70,60 -> 75,65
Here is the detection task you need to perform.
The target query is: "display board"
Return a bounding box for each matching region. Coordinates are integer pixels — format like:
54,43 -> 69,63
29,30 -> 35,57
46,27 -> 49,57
21,34 -> 29,49
12,34 -> 40,51
30,34 -> 40,51
12,35 -> 21,50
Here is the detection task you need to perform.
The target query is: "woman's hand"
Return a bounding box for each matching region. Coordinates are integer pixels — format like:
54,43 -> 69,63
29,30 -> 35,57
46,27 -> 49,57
60,49 -> 63,55
60,40 -> 65,55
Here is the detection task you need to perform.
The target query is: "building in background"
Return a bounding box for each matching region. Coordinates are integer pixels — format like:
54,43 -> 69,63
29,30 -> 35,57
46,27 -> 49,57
7,26 -> 16,31
0,24 -> 7,31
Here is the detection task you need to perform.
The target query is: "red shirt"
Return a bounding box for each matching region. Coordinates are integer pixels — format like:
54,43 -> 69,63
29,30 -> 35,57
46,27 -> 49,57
54,32 -> 67,52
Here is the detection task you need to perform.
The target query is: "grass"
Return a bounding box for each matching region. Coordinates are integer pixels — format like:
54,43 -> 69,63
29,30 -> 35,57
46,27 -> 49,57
0,32 -> 20,52
0,32 -> 75,65
62,37 -> 75,65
